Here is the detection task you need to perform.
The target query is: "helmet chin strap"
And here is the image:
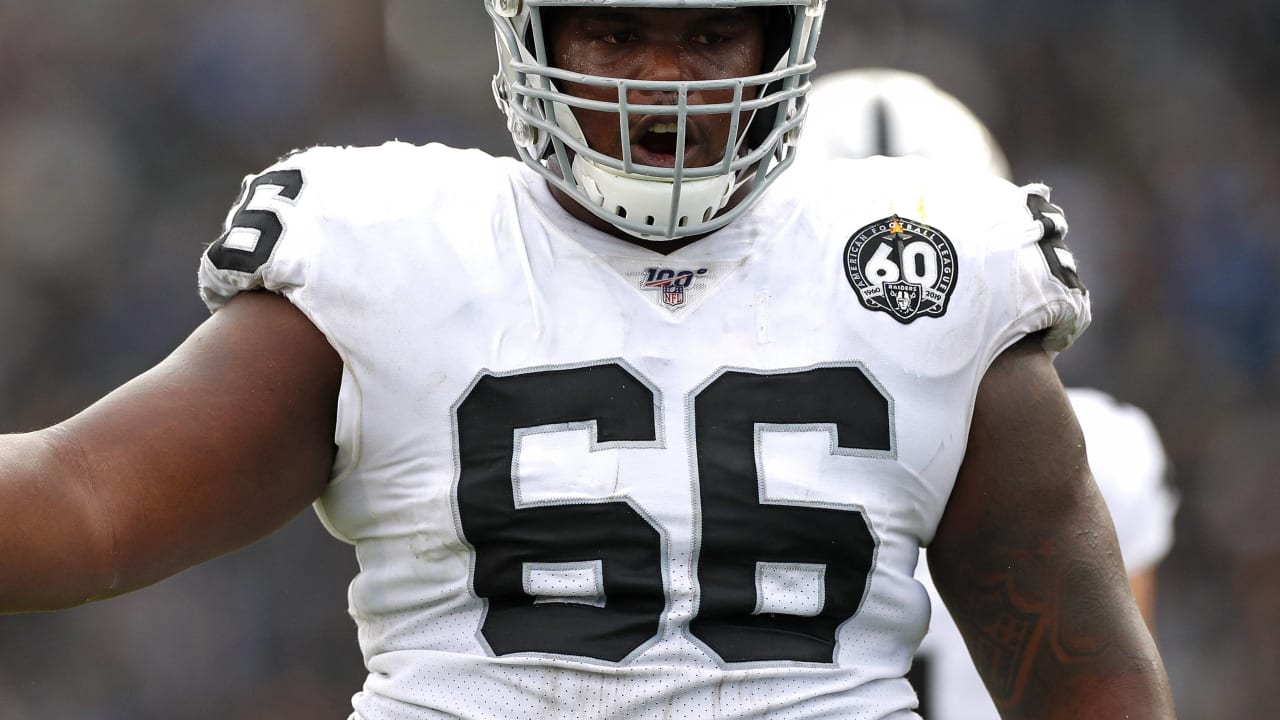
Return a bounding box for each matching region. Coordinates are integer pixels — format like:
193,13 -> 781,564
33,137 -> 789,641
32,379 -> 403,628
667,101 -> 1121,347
549,93 -> 754,242
570,155 -> 736,241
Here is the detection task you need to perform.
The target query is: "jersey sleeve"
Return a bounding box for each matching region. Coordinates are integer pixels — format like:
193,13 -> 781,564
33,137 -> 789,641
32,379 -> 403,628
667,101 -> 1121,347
1016,183 -> 1091,353
197,148 -> 331,313
945,173 -> 1093,373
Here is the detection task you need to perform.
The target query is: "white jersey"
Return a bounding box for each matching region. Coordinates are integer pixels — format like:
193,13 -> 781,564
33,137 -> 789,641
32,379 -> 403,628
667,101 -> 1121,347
911,388 -> 1175,720
198,143 -> 1089,720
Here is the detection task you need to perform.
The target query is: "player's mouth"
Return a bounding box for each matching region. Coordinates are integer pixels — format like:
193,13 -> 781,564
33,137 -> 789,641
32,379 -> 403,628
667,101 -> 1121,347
629,118 -> 704,169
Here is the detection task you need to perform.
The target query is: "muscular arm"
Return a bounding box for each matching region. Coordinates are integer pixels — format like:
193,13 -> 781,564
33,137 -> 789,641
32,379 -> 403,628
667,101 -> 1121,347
0,292 -> 342,612
928,336 -> 1175,718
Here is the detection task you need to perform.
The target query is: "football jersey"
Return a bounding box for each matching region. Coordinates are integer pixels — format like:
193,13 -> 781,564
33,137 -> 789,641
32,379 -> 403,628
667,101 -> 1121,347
198,143 -> 1090,720
911,388 -> 1176,720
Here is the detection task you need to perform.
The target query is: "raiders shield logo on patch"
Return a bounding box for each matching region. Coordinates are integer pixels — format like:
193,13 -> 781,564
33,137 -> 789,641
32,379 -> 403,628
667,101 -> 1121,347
844,215 -> 958,323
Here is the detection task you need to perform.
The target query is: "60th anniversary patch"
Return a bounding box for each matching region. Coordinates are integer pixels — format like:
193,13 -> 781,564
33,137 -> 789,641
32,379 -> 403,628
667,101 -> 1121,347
844,215 -> 958,323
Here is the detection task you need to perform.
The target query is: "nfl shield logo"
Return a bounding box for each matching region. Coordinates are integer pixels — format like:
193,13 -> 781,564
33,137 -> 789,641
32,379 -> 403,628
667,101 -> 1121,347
642,266 -> 707,311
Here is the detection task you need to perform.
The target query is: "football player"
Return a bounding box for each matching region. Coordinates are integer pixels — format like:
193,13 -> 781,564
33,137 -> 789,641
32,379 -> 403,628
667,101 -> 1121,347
802,67 -> 1180,718
0,4 -> 1174,719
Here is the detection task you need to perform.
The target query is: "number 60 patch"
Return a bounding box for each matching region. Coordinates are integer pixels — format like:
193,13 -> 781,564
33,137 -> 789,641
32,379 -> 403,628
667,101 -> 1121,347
843,215 -> 958,323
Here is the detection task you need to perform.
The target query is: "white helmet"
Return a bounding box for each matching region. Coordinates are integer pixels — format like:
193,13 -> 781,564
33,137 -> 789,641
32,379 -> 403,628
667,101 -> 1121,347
801,68 -> 1011,180
487,0 -> 828,241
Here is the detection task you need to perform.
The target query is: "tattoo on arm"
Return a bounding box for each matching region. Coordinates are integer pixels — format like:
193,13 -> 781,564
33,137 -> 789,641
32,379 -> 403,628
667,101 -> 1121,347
961,558 -> 1118,705
965,571 -> 1048,704
946,529 -> 1150,717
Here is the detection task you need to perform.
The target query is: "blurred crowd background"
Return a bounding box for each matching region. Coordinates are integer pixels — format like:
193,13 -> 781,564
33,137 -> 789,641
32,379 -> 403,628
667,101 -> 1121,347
1,1 -> 1277,718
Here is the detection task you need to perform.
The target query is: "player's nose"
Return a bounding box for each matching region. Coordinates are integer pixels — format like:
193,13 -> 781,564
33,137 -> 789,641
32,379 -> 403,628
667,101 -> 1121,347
630,42 -> 687,87
628,44 -> 707,110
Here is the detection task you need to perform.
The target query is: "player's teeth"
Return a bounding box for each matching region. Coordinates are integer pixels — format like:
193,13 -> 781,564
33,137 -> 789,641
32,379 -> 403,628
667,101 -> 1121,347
651,122 -> 678,134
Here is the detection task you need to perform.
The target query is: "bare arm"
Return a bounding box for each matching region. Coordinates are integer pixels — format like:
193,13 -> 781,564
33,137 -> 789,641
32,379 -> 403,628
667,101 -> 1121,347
0,292 -> 342,612
928,335 -> 1175,719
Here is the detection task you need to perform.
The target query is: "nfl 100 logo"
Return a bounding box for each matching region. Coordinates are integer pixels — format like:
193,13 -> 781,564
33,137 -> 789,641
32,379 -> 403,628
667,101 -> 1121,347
643,267 -> 709,308
843,215 -> 958,323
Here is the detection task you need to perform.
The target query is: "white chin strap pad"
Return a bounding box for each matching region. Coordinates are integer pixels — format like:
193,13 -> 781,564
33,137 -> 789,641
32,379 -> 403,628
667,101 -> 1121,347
571,154 -> 736,239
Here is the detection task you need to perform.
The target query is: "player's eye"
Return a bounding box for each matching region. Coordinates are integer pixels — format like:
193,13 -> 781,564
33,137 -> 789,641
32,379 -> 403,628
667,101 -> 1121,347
692,32 -> 732,45
599,31 -> 639,44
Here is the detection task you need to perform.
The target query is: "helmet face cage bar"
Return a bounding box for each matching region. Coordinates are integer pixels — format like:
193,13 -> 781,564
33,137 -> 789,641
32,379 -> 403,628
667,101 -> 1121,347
488,0 -> 826,240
